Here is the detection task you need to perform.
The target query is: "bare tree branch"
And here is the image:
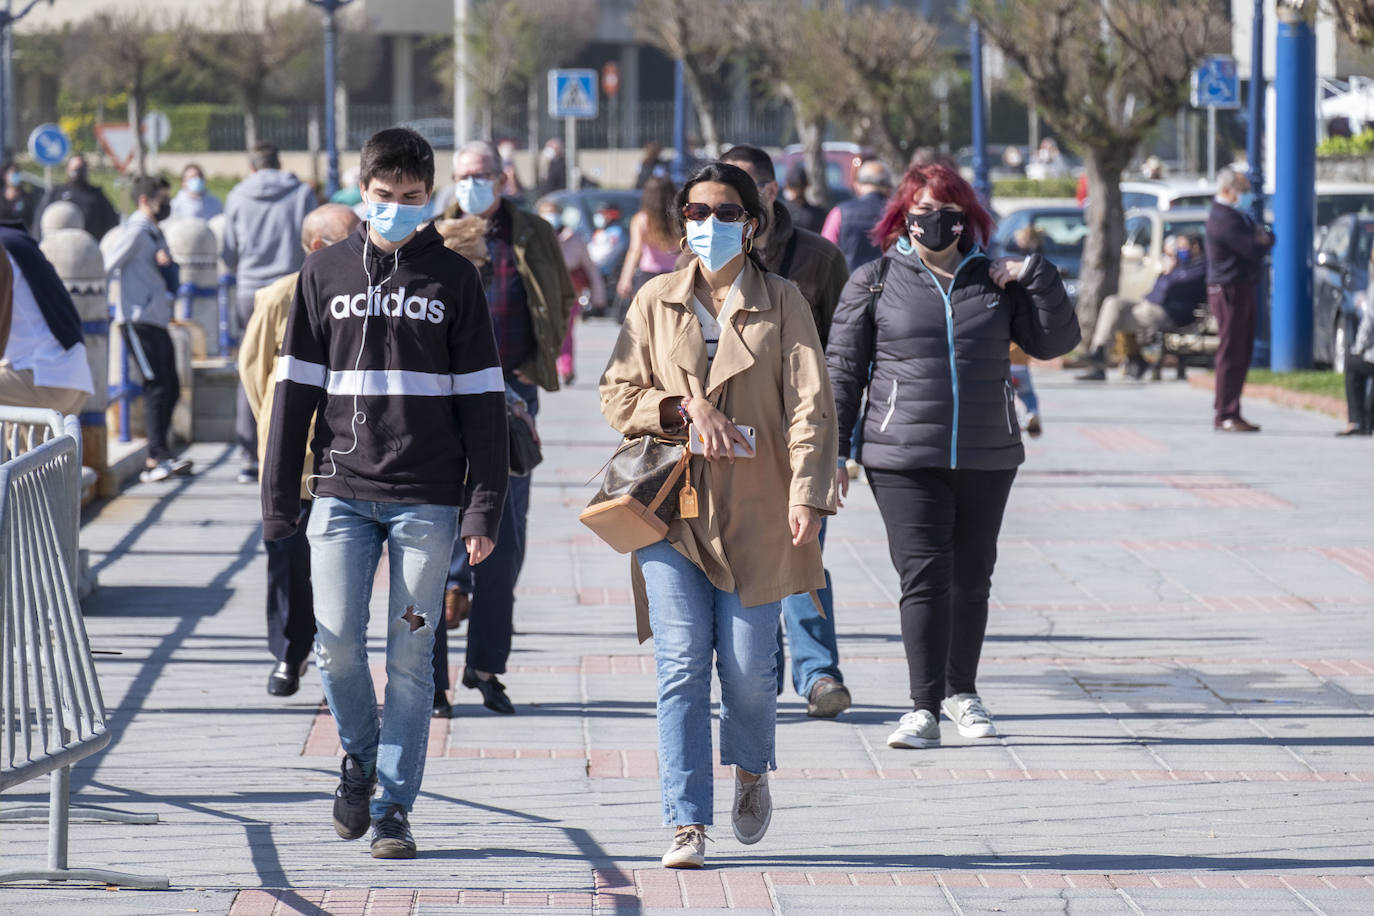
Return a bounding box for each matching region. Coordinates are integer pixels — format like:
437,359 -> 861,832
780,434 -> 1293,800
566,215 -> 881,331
973,0 -> 1227,334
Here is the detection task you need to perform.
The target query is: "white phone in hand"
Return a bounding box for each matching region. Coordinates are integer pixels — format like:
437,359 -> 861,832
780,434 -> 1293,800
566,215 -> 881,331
688,423 -> 756,457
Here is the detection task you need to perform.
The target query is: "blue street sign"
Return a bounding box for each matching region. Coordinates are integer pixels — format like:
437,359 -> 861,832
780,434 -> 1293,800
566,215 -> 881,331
1191,55 -> 1240,110
28,123 -> 70,167
549,69 -> 598,119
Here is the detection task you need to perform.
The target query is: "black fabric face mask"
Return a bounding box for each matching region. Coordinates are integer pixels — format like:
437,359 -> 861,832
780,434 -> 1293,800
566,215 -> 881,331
154,201 -> 171,222
907,209 -> 965,252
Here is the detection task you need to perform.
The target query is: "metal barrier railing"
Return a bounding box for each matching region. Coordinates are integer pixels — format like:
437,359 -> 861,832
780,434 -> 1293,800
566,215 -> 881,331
0,408 -> 166,888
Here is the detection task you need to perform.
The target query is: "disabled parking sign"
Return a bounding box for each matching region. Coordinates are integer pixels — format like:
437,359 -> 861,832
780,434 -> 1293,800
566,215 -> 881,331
1191,55 -> 1240,110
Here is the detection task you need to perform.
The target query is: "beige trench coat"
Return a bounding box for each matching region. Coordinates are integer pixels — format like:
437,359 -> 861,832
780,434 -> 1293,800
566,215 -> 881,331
599,258 -> 839,642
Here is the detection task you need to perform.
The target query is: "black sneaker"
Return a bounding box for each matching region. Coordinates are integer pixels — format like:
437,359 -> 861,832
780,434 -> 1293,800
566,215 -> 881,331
370,804 -> 417,859
332,754 -> 375,840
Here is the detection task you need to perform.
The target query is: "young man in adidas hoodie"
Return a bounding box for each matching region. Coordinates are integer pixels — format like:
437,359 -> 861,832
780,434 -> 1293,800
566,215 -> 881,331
261,128 -> 508,859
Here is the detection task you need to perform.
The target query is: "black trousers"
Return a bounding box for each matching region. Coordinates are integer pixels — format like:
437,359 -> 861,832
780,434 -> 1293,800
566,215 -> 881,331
867,466 -> 1018,713
1345,356 -> 1374,434
235,289 -> 262,468
265,500 -> 316,667
130,323 -> 179,462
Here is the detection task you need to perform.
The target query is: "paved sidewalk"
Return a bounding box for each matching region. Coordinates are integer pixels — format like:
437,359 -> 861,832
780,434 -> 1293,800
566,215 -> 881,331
4,319 -> 1373,915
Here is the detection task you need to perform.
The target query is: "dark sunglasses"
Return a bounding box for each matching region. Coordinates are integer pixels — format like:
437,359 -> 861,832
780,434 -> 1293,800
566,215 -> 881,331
682,202 -> 748,223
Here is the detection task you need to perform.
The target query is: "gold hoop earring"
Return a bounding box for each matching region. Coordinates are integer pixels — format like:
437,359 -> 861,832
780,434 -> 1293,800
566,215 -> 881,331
679,236 -> 690,253
742,236 -> 754,254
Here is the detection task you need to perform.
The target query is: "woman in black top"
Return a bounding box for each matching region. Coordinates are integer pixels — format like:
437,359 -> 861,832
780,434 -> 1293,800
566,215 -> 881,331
826,162 -> 1079,749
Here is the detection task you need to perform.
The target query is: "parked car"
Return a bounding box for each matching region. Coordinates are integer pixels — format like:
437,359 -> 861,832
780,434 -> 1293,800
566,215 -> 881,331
535,188 -> 642,315
401,118 -> 455,151
774,141 -> 867,202
989,205 -> 1086,303
1312,182 -> 1374,228
535,188 -> 641,239
1120,179 -> 1216,212
1119,207 -> 1212,303
1314,213 -> 1374,372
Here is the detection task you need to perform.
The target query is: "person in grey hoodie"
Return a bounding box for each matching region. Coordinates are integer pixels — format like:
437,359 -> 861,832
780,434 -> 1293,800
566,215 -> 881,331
222,141 -> 317,482
106,175 -> 192,483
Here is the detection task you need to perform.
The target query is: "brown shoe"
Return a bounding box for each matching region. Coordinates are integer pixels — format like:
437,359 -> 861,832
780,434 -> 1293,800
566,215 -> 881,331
1216,417 -> 1261,433
444,587 -> 471,630
806,677 -> 852,718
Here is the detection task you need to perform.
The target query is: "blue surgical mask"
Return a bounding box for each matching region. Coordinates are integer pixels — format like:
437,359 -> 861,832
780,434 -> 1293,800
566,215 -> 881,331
186,176 -> 206,195
592,213 -> 608,230
1176,248 -> 1191,263
686,217 -> 748,272
454,177 -> 495,215
365,197 -> 429,243
1236,192 -> 1255,213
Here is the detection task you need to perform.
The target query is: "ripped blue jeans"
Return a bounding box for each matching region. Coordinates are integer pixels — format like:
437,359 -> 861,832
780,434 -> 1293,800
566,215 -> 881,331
308,497 -> 458,818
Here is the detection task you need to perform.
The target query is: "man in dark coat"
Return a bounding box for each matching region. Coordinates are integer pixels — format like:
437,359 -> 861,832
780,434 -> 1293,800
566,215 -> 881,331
38,155 -> 120,241
820,158 -> 893,271
1205,167 -> 1274,432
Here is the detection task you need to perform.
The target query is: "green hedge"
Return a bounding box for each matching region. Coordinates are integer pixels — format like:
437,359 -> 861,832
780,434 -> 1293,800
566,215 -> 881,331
1317,130 -> 1374,158
159,105 -> 219,153
992,177 -> 1080,198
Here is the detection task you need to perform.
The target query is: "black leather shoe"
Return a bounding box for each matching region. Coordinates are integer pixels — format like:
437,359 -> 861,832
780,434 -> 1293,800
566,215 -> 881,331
267,659 -> 307,697
432,690 -> 452,719
462,665 -> 515,714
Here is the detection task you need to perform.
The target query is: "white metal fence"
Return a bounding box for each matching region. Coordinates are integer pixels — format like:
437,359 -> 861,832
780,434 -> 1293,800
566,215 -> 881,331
0,408 -> 166,888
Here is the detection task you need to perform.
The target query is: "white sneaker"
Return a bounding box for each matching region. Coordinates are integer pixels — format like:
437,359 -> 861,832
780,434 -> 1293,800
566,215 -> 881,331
731,769 -> 772,845
886,709 -> 941,749
661,825 -> 706,868
941,693 -> 997,738
139,462 -> 172,484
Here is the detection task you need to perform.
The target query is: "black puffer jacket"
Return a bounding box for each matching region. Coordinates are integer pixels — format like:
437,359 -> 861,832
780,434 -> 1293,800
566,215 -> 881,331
827,248 -> 1079,471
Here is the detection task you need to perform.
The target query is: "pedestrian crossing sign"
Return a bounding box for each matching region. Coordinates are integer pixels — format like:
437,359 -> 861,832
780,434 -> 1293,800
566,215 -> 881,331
549,69 -> 598,119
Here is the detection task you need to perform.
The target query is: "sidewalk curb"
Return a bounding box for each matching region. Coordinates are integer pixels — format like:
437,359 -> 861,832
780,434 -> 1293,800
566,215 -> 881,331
1187,372 -> 1346,420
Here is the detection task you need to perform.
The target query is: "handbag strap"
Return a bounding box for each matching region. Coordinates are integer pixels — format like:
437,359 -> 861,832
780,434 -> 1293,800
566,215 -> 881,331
645,449 -> 691,514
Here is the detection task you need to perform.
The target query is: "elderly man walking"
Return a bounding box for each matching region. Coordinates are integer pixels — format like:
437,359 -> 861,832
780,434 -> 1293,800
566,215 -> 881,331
239,203 -> 359,698
432,140 -> 574,717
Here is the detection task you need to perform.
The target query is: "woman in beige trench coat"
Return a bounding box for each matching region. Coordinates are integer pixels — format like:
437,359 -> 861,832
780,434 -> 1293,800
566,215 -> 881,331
599,162 -> 838,869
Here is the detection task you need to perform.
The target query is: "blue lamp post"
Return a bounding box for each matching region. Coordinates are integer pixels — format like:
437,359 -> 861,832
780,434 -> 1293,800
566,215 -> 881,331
1270,0 -> 1317,371
306,0 -> 353,199
1246,0 -> 1270,368
671,60 -> 686,186
969,17 -> 990,206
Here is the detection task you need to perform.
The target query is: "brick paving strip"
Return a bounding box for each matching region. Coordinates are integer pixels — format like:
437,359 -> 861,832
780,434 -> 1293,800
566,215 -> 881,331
9,322 -> 1373,915
229,872 -> 1374,913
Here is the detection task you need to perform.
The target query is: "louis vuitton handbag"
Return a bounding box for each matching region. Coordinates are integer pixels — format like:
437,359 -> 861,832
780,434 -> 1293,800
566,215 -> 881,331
578,434 -> 695,553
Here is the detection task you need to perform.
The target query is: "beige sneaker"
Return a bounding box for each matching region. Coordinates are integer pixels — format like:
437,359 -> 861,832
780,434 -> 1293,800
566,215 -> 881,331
661,825 -> 706,868
731,769 -> 772,845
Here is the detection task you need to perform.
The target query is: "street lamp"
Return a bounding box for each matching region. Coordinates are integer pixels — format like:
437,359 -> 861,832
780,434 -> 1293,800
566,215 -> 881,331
306,0 -> 353,198
968,16 -> 990,206
0,0 -> 54,158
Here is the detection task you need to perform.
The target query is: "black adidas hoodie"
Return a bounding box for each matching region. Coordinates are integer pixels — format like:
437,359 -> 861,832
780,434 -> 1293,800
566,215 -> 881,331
261,222 -> 508,542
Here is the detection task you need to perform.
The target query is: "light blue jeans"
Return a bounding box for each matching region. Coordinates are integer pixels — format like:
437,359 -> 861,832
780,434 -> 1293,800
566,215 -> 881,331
776,519 -> 841,697
1010,363 -> 1039,414
308,497 -> 458,818
636,540 -> 779,827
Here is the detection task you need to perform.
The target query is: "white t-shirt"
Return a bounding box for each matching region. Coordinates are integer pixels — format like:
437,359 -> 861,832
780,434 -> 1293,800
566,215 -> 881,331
2,252 -> 93,393
690,270 -> 745,361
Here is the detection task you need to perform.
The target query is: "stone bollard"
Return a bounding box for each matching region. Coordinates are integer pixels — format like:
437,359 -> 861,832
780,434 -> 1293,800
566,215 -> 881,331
208,213 -> 235,353
39,200 -> 84,236
161,217 -> 218,358
39,227 -> 110,491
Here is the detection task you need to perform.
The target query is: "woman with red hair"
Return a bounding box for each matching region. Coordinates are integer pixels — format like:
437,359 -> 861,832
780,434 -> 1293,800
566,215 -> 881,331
826,162 -> 1079,750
